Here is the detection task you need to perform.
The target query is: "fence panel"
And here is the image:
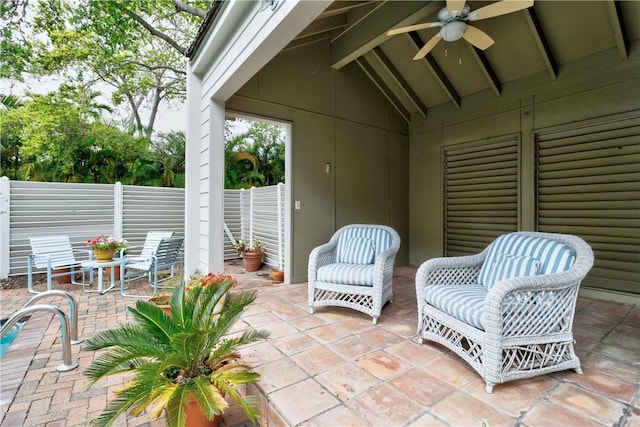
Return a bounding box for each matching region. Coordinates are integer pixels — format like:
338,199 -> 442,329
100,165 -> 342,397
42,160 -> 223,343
7,181 -> 115,275
122,185 -> 185,251
251,184 -> 284,269
224,190 -> 241,259
3,180 -> 285,277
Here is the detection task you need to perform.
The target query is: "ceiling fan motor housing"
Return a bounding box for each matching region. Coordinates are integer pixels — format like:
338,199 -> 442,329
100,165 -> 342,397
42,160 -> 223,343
437,5 -> 471,22
440,20 -> 468,41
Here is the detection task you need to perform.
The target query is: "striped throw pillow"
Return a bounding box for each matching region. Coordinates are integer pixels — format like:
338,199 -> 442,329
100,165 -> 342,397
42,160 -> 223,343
339,237 -> 375,265
483,254 -> 540,290
478,233 -> 576,288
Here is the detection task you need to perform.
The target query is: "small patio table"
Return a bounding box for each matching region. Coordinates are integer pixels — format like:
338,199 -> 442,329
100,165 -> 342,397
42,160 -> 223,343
81,258 -> 127,294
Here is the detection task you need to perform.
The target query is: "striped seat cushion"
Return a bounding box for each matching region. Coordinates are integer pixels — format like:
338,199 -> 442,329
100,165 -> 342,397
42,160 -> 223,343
336,227 -> 391,263
423,284 -> 488,330
317,263 -> 375,286
478,233 -> 576,290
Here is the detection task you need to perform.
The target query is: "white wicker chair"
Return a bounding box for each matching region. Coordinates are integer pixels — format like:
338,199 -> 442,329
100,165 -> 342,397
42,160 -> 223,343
416,231 -> 594,393
308,224 -> 401,324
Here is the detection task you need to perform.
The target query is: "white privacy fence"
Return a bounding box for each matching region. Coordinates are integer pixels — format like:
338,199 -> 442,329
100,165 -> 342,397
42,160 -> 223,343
0,177 -> 285,278
223,183 -> 286,270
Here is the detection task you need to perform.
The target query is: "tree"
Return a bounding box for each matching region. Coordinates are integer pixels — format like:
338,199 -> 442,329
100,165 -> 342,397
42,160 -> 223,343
0,85 -> 149,182
1,0 -> 209,136
0,94 -> 25,178
223,119 -> 286,189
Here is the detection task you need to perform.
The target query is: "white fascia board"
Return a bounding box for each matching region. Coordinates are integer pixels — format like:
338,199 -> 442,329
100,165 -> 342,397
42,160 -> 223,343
190,0 -> 330,101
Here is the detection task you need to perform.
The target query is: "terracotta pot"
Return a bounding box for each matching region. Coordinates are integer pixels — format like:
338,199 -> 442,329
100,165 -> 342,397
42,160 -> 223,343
53,268 -> 75,284
105,265 -> 121,281
149,295 -> 172,316
93,248 -> 115,262
272,270 -> 284,284
183,398 -> 221,427
242,251 -> 263,272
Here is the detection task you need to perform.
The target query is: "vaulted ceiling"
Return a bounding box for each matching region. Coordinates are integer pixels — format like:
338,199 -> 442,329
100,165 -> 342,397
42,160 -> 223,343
285,1 -> 640,121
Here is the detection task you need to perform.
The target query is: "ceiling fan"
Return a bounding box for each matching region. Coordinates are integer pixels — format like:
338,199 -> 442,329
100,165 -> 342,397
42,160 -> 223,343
387,0 -> 534,60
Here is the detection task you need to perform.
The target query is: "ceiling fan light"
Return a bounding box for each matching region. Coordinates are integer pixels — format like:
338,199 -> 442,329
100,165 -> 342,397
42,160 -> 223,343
440,21 -> 467,42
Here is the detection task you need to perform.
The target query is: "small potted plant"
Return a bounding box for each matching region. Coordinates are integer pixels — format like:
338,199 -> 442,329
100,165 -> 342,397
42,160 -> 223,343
87,235 -> 128,262
233,239 -> 264,272
84,271 -> 269,427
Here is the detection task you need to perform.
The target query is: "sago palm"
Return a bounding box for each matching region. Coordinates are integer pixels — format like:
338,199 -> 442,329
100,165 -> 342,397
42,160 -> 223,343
84,281 -> 269,427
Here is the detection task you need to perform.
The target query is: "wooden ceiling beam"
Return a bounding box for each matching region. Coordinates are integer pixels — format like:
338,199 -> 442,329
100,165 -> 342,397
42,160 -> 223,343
408,32 -> 461,109
330,1 -> 440,69
372,47 -> 428,118
356,57 -> 411,123
318,1 -> 372,19
523,7 -> 557,80
606,0 -> 628,60
467,45 -> 501,97
295,14 -> 348,40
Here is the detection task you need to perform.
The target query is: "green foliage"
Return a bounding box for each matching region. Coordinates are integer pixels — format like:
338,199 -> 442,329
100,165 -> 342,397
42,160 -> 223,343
224,118 -> 286,189
0,86 -> 186,186
2,0 -> 208,137
84,281 -> 269,427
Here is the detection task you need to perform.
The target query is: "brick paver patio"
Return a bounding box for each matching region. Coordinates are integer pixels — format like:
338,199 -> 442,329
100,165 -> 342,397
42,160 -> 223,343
1,264 -> 639,426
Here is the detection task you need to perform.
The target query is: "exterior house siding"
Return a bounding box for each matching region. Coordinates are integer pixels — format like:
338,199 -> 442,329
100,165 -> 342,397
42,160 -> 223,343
227,39 -> 410,282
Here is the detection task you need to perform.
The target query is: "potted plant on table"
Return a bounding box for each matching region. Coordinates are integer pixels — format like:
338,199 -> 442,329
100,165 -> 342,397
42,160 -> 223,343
84,272 -> 269,427
233,239 -> 264,272
87,235 -> 128,262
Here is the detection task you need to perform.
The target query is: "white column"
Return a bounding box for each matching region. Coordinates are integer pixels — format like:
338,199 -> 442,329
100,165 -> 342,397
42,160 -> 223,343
0,176 -> 10,279
208,99 -> 226,273
184,67 -> 202,277
114,181 -> 123,239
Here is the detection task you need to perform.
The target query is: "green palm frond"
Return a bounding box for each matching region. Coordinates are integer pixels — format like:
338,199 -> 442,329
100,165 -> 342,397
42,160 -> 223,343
165,385 -> 190,427
92,363 -> 167,427
191,376 -> 227,419
128,299 -> 178,343
209,329 -> 270,363
169,284 -> 186,324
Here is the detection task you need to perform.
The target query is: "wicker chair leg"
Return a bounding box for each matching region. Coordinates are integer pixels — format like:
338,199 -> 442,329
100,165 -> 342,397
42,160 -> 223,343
485,383 -> 494,394
309,307 -> 314,315
372,316 -> 378,325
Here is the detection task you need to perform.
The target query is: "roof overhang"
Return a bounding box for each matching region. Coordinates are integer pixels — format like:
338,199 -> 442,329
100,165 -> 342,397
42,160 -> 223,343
187,0 -> 329,101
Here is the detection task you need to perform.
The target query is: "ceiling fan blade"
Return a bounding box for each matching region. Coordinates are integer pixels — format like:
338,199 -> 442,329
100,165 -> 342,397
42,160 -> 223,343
387,22 -> 442,36
468,0 -> 534,21
413,33 -> 442,60
447,0 -> 467,17
463,25 -> 495,50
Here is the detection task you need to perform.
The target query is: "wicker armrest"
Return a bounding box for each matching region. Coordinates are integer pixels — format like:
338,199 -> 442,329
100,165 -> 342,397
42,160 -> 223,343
416,253 -> 485,286
308,242 -> 337,282
483,272 -> 584,338
415,252 -> 486,322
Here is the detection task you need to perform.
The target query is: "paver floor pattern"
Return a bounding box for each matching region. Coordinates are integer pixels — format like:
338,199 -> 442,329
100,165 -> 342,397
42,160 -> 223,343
1,263 -> 639,426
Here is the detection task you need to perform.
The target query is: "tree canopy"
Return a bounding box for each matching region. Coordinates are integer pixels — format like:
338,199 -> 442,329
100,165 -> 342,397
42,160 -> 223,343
1,0 -> 208,136
0,1 -> 286,189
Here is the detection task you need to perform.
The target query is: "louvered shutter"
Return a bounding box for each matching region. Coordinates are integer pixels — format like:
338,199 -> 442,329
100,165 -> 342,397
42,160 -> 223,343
444,135 -> 520,256
536,112 -> 640,294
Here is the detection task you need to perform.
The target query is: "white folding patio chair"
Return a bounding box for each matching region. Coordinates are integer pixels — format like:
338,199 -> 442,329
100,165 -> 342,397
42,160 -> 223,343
27,236 -> 94,293
125,231 -> 175,280
121,236 -> 184,297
